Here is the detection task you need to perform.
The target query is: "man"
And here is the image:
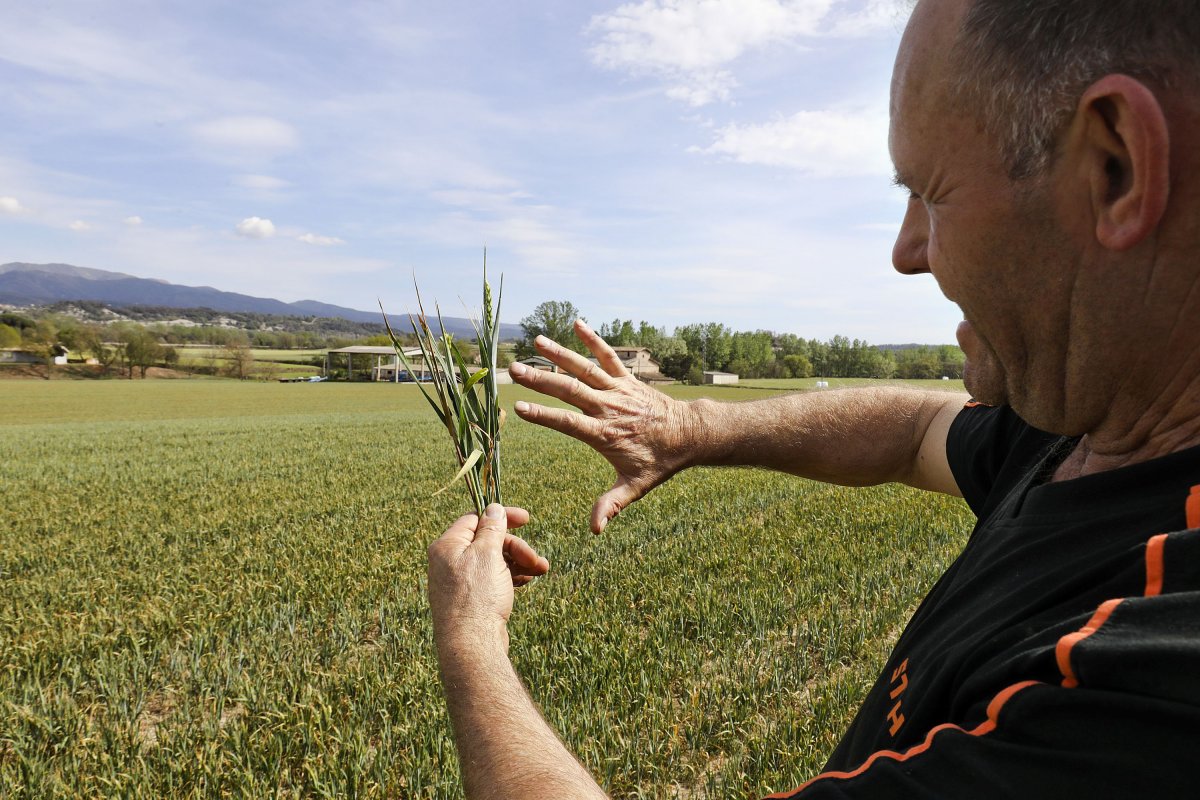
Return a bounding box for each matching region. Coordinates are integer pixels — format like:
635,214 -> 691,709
427,0 -> 1200,796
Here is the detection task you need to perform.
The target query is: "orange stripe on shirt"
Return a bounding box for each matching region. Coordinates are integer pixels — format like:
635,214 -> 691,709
1187,485 -> 1200,529
1145,534 -> 1168,598
1055,599 -> 1122,689
1055,529 -> 1170,689
763,682 -> 1041,798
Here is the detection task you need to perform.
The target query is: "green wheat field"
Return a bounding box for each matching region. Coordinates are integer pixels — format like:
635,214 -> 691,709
0,380 -> 973,798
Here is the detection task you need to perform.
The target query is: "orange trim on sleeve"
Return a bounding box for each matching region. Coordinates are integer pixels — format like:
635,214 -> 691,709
764,681 -> 1041,798
1054,598 -> 1121,689
1187,485 -> 1200,529
1144,534 -> 1168,598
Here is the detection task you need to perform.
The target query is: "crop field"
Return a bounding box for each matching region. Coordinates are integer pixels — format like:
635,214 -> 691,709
0,380 -> 974,798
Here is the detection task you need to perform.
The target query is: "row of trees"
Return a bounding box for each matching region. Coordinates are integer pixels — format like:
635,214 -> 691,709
5,303 -> 964,383
516,302 -> 964,384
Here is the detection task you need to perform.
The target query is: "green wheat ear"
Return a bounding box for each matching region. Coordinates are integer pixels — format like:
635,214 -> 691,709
382,250 -> 503,515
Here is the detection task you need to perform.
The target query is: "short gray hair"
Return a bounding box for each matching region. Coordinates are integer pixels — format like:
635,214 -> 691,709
952,0 -> 1200,179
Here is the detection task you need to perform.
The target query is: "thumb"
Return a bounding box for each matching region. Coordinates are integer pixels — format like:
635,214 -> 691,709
591,479 -> 643,534
474,503 -> 509,548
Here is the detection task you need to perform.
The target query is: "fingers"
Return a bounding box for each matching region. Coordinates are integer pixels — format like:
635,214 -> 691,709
508,360 -> 604,414
504,533 -> 550,576
591,479 -> 644,534
472,503 -> 508,550
432,512 -> 482,554
505,506 -> 531,529
512,401 -> 604,445
533,334 -> 618,391
574,319 -> 629,378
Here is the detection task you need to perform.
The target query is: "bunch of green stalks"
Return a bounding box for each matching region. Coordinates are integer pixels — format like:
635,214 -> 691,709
382,262 -> 504,515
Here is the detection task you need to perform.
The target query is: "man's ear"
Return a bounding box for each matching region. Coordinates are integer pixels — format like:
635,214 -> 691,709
1076,75 -> 1170,251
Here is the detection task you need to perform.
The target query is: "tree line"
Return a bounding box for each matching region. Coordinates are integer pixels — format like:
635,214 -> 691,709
3,301 -> 964,383
517,301 -> 965,383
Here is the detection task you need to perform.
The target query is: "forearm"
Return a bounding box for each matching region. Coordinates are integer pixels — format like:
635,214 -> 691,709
438,634 -> 608,800
683,387 -> 966,493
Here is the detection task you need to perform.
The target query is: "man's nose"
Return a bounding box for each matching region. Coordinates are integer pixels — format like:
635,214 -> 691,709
892,199 -> 930,276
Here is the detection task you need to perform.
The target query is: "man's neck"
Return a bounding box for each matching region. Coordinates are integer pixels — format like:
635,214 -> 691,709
1052,415 -> 1200,482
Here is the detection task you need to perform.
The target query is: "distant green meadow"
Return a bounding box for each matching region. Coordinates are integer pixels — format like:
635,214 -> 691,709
0,380 -> 973,798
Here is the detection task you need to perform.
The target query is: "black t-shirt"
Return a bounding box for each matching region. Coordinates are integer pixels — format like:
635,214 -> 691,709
769,403 -> 1200,798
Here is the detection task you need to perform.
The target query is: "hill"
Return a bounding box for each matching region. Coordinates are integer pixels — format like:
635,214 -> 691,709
0,262 -> 522,341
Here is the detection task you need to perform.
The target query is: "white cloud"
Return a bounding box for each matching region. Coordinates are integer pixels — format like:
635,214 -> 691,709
590,0 -> 831,73
68,220 -> 93,232
297,233 -> 345,246
663,70 -> 737,107
234,174 -> 290,191
193,116 -> 298,152
695,106 -> 891,176
588,0 -> 909,105
832,0 -> 910,35
0,196 -> 22,214
235,216 -> 276,238
124,215 -> 143,226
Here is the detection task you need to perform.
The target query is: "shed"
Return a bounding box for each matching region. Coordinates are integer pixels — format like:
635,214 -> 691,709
0,349 -> 44,365
703,371 -> 739,385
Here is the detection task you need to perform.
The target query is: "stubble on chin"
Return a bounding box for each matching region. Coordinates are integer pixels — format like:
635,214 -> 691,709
962,354 -> 1010,407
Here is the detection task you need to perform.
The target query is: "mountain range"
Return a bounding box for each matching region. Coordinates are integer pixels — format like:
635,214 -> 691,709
0,262 -> 522,340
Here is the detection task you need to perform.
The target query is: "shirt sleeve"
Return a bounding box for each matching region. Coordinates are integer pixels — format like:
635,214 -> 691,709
945,403 -> 1062,520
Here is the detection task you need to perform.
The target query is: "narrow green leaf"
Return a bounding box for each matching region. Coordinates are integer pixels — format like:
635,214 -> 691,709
464,368 -> 488,392
433,448 -> 483,497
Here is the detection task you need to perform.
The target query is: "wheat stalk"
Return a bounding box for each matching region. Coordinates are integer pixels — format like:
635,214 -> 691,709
381,253 -> 503,514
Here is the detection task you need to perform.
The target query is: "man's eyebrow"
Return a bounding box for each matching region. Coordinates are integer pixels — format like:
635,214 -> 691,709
891,170 -> 912,190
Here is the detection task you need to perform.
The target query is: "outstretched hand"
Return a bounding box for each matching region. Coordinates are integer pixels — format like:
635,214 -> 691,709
509,320 -> 698,533
427,505 -> 549,651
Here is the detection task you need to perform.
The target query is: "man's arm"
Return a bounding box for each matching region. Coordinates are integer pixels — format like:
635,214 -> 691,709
429,505 -> 608,800
509,320 -> 966,532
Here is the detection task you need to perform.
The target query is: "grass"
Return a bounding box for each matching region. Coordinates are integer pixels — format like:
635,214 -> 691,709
0,380 -> 973,798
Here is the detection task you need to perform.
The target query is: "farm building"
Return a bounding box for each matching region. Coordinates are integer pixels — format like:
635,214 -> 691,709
2,345 -> 76,367
516,355 -> 558,373
0,348 -> 44,365
703,371 -> 739,385
325,345 -> 427,382
588,347 -> 673,384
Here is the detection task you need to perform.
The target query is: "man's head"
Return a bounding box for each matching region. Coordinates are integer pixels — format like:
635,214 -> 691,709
953,0 -> 1200,181
891,0 -> 1200,443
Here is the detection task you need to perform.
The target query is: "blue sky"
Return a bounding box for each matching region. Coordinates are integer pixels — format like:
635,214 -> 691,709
0,0 -> 959,343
